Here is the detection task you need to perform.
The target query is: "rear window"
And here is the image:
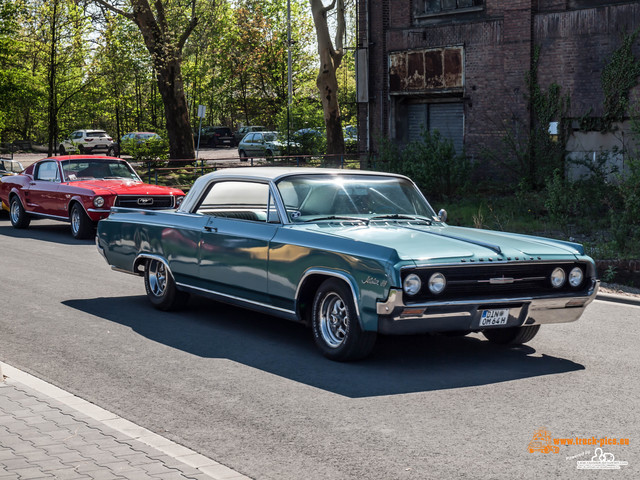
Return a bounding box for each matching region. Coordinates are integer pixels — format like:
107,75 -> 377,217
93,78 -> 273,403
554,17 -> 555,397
87,131 -> 108,138
214,128 -> 232,135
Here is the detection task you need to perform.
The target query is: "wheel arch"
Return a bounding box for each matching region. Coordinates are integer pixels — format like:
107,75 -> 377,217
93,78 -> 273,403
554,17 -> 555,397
295,269 -> 362,328
134,253 -> 174,280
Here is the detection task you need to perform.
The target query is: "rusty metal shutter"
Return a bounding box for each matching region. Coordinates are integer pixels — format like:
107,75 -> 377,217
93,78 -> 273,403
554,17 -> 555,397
429,103 -> 464,153
406,103 -> 463,153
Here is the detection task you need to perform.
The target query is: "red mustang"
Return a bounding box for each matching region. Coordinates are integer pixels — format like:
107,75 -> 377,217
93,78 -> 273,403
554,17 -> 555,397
0,156 -> 185,239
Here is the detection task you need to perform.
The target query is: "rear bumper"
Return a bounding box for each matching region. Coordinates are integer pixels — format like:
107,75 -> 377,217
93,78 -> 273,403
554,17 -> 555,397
376,279 -> 600,335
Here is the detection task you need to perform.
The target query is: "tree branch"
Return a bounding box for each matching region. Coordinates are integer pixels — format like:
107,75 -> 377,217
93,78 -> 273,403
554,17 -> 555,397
92,0 -> 134,20
322,0 -> 337,14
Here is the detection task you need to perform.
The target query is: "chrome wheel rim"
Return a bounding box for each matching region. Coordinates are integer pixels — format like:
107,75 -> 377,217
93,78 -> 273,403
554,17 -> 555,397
71,208 -> 80,235
148,260 -> 167,297
319,292 -> 348,348
10,201 -> 20,224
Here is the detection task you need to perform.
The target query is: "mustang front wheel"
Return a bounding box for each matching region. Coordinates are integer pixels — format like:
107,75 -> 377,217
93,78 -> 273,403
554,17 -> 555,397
70,203 -> 94,239
482,325 -> 540,345
144,258 -> 189,311
311,279 -> 376,361
9,196 -> 30,229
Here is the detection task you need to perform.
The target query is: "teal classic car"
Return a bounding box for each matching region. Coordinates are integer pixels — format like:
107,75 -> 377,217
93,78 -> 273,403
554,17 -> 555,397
96,168 -> 599,361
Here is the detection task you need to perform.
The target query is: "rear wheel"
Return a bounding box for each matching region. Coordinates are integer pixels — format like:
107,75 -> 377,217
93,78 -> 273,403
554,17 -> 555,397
483,325 -> 540,345
9,196 -> 30,229
70,203 -> 95,239
59,145 -> 66,155
311,279 -> 377,361
144,258 -> 189,311
78,145 -> 85,154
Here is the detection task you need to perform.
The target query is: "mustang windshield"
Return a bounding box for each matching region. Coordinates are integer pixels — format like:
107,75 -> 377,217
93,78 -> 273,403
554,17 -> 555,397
61,159 -> 141,182
276,174 -> 437,223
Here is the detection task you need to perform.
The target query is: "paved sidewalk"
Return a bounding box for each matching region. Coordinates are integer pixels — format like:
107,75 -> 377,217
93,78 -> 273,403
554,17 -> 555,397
0,363 -> 251,480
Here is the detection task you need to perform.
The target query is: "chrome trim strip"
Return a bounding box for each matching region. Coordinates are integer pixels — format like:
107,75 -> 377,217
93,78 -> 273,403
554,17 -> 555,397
176,282 -> 296,316
377,280 -> 600,318
27,212 -> 69,221
110,266 -> 141,276
87,208 -> 111,213
295,268 -> 361,319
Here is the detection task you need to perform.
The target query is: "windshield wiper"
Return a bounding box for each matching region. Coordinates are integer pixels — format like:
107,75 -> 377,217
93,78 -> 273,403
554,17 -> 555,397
369,214 -> 432,224
303,215 -> 369,224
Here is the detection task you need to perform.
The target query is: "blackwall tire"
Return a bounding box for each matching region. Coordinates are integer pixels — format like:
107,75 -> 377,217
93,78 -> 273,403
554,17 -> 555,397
70,203 -> 95,240
9,197 -> 30,229
144,258 -> 189,311
311,278 -> 376,361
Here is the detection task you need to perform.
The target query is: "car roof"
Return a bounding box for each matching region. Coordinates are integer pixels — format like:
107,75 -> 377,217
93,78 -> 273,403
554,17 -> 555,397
36,155 -> 123,162
199,167 -> 405,182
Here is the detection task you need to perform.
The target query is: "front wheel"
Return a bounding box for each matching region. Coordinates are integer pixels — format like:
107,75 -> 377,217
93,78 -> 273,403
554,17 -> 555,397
70,203 -> 95,239
144,258 -> 189,311
482,325 -> 540,345
239,150 -> 249,162
311,279 -> 377,361
9,196 -> 30,229
59,145 -> 66,155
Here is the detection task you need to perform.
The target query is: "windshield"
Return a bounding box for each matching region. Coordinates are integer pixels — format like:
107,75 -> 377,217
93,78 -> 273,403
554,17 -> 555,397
1,160 -> 24,173
276,174 -> 437,223
61,159 -> 141,181
264,132 -> 278,142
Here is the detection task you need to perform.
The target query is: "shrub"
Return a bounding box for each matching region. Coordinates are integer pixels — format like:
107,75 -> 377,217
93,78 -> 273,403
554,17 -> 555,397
376,129 -> 471,198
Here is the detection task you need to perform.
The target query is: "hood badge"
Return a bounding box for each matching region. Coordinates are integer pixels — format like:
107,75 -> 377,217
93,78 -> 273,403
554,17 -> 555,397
138,197 -> 154,205
488,276 -> 515,285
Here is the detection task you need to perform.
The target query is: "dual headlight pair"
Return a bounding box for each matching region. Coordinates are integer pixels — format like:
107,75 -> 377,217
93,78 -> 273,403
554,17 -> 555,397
551,266 -> 584,289
402,266 -> 585,297
403,272 -> 444,296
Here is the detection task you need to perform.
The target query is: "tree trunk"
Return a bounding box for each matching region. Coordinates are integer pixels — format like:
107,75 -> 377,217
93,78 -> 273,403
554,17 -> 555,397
156,59 -> 194,162
310,0 -> 345,156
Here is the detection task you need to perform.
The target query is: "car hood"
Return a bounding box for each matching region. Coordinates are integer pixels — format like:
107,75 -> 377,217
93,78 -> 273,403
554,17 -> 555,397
295,222 -> 584,262
66,179 -> 184,196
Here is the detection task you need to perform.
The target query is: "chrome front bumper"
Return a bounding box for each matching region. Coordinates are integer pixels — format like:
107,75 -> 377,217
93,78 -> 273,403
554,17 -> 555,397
376,279 -> 600,335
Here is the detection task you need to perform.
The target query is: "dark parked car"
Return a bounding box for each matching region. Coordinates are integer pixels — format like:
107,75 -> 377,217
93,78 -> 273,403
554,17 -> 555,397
197,126 -> 235,148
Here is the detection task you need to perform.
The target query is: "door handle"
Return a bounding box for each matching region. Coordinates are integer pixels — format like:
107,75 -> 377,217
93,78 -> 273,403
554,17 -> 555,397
204,226 -> 217,232
29,182 -> 37,186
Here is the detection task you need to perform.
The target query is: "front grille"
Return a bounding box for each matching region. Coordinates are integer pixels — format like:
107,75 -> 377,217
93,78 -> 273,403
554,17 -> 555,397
403,262 -> 592,303
115,195 -> 175,209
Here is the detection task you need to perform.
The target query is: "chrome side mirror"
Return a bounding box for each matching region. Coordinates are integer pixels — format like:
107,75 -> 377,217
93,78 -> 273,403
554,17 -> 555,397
438,209 -> 447,222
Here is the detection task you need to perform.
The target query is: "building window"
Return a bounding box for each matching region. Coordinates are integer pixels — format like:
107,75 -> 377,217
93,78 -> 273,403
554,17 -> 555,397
422,0 -> 483,15
395,101 -> 464,153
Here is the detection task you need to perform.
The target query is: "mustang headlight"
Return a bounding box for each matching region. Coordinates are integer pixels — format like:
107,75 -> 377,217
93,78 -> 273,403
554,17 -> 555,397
428,272 -> 446,295
569,267 -> 584,287
175,196 -> 184,207
93,196 -> 105,208
403,274 -> 422,296
551,267 -> 566,288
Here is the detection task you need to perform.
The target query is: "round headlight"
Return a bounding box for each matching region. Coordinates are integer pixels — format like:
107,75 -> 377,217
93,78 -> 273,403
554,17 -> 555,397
403,274 -> 422,296
428,272 -> 446,295
93,196 -> 105,208
175,196 -> 184,207
551,267 -> 566,288
569,267 -> 584,287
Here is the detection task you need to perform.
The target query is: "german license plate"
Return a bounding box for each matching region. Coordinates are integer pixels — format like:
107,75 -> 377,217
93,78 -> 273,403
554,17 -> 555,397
480,309 -> 510,327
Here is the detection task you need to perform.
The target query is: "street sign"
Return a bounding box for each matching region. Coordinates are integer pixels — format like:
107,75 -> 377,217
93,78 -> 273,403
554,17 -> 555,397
197,105 -> 206,118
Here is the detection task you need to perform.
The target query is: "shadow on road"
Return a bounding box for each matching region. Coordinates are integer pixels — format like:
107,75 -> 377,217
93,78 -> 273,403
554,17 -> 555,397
63,295 -> 585,398
0,222 -> 94,245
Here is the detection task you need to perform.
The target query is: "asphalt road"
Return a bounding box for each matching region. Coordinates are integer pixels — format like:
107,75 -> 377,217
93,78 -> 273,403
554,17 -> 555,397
0,217 -> 638,479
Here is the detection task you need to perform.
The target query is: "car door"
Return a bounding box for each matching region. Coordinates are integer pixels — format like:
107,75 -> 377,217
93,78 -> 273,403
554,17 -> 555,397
24,161 -> 64,217
196,180 -> 280,303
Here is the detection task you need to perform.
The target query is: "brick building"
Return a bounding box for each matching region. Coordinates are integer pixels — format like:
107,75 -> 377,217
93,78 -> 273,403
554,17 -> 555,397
356,0 -> 640,177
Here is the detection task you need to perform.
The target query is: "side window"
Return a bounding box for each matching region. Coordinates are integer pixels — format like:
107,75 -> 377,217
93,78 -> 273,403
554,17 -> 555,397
245,133 -> 255,144
195,181 -> 274,222
35,162 -> 60,182
72,132 -> 82,140
255,133 -> 263,143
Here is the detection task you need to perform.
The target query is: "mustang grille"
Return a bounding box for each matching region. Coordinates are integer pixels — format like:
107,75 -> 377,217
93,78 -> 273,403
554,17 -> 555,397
115,195 -> 175,209
402,262 -> 592,302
